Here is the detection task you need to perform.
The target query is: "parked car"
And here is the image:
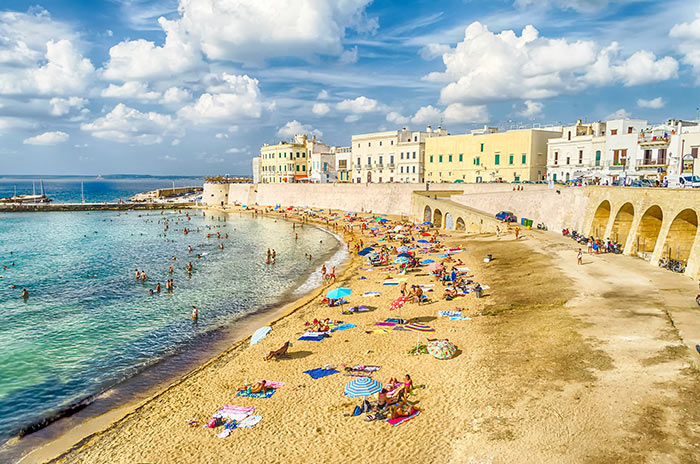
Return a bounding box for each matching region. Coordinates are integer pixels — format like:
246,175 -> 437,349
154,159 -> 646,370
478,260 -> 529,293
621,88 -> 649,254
495,211 -> 517,222
668,175 -> 700,188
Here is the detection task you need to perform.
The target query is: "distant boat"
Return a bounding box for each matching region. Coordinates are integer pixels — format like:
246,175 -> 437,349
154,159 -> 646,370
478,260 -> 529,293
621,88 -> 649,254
0,194 -> 51,204
96,175 -> 104,180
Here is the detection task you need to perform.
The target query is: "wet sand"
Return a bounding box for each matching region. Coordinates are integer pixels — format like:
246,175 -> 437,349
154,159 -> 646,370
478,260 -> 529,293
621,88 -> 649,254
18,208 -> 700,463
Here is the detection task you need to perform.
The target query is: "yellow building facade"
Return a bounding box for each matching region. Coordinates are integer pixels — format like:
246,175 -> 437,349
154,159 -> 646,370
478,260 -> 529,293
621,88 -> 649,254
424,128 -> 561,183
259,138 -> 309,184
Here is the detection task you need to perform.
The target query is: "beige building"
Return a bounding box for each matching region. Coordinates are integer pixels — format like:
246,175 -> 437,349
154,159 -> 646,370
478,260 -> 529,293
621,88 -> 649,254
351,126 -> 448,183
425,127 -> 561,183
259,135 -> 309,183
334,146 -> 352,182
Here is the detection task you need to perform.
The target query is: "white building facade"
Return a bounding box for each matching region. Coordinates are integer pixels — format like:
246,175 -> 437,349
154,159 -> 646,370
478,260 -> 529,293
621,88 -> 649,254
351,126 -> 448,183
252,156 -> 260,184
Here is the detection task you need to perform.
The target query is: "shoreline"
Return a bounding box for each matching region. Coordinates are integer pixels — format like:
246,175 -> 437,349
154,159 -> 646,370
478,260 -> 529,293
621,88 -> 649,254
4,206 -> 355,464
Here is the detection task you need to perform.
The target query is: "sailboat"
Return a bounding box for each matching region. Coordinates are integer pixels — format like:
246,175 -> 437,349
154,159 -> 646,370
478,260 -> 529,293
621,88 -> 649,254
0,179 -> 52,204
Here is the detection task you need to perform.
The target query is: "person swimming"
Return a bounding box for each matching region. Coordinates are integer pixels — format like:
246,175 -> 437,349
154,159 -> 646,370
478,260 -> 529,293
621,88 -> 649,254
21,288 -> 29,299
191,306 -> 198,321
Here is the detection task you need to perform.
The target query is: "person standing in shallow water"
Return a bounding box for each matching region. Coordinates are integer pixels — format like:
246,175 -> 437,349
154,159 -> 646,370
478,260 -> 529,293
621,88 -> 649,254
191,306 -> 198,321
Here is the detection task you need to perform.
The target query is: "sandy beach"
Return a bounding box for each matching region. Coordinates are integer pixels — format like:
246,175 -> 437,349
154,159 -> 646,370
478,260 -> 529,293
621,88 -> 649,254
26,206 -> 700,464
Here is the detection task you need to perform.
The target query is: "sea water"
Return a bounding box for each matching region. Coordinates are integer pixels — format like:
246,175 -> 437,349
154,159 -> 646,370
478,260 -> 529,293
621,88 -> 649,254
0,209 -> 344,441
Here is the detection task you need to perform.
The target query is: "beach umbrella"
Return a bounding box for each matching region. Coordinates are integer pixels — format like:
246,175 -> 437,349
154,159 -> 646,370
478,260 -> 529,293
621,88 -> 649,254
427,339 -> 457,360
250,326 -> 272,346
396,246 -> 410,253
422,221 -> 432,226
357,247 -> 374,256
393,256 -> 410,264
344,377 -> 382,397
327,287 -> 352,300
406,322 -> 435,332
390,295 -> 409,311
395,234 -> 406,238
393,225 -> 403,232
427,262 -> 444,272
422,259 -> 435,264
397,252 -> 412,258
420,232 -> 431,236
417,240 -> 429,243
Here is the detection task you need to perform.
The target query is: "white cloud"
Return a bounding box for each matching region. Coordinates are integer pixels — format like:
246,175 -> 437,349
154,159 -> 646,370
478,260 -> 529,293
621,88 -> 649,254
312,102 -> 330,116
670,15 -> 700,83
23,130 -> 69,145
517,100 -> 544,117
345,115 -> 361,123
215,133 -> 228,139
178,74 -> 265,124
386,111 -> 409,125
442,103 -> 489,124
336,96 -> 385,113
514,0 -> 611,12
158,154 -> 177,161
637,97 -> 665,109
81,103 -> 178,145
101,81 -> 160,100
277,120 -> 322,138
317,89 -> 330,100
419,43 -> 450,60
226,147 -> 243,153
605,108 -> 631,120
102,17 -> 200,81
49,96 -> 87,116
427,22 -> 678,105
411,105 -> 443,125
160,87 -> 192,104
339,46 -> 359,64
171,138 -> 181,146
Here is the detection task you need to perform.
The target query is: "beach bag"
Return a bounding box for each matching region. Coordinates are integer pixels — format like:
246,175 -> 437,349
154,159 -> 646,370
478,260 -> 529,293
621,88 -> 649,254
361,399 -> 372,413
207,418 -> 218,428
353,405 -> 362,416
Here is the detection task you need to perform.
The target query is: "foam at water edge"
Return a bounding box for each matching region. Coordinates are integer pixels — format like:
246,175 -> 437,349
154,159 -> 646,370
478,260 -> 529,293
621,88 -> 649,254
292,228 -> 348,297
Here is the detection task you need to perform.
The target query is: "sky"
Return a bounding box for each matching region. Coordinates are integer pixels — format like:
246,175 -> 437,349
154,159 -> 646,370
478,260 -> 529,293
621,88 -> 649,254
1,0 -> 700,176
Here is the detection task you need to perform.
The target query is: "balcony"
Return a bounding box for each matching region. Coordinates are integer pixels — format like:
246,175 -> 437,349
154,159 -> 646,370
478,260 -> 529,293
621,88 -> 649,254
386,163 -> 395,169
636,160 -> 668,169
638,135 -> 670,147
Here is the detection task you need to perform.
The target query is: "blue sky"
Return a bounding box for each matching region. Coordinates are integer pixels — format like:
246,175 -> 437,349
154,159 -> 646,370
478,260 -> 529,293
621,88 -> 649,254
1,0 -> 699,176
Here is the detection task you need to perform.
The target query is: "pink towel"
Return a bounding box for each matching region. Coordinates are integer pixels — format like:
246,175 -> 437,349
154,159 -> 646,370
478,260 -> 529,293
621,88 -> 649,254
386,410 -> 420,426
217,405 -> 255,422
261,380 -> 285,389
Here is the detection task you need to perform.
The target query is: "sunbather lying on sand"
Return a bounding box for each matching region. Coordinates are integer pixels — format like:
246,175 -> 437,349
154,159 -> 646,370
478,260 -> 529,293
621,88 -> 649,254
238,380 -> 272,394
389,403 -> 419,419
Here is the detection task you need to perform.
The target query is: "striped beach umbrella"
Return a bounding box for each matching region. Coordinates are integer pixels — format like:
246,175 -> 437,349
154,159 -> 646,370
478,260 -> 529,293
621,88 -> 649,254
344,377 -> 382,397
406,322 -> 435,332
427,339 -> 457,360
396,246 -> 410,253
393,256 -> 410,264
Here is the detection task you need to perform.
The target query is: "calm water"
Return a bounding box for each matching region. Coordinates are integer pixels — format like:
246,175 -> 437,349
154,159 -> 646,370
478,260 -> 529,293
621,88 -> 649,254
0,176 -> 205,204
0,210 -> 344,441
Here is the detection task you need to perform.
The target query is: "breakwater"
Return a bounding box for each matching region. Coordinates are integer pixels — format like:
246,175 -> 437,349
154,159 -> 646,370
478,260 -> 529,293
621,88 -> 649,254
0,202 -> 195,213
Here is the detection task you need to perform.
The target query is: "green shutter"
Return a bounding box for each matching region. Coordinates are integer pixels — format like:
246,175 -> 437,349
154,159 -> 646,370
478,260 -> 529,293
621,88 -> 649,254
495,154 -> 500,165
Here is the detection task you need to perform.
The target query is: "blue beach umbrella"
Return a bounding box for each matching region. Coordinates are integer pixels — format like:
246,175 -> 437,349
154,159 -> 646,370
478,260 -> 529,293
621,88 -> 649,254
422,221 -> 432,226
327,287 -> 352,300
396,246 -> 410,253
344,377 -> 382,397
422,259 -> 435,264
250,326 -> 271,346
417,239 -> 429,243
397,252 -> 412,258
393,256 -> 410,264
357,247 -> 374,256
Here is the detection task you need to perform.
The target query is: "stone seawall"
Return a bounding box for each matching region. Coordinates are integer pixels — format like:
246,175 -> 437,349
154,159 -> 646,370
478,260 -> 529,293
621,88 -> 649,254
0,203 -> 194,213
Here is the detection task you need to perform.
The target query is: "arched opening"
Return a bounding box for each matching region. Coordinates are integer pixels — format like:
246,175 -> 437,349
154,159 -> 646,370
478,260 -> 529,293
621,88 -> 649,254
661,209 -> 698,268
611,202 -> 634,247
445,212 -> 454,230
635,206 -> 663,260
423,205 -> 432,223
565,172 -> 570,182
456,217 -> 465,231
433,209 -> 443,228
590,200 -> 611,238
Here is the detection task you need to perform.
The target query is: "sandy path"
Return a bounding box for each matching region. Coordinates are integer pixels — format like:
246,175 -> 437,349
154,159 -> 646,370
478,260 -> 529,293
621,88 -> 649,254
44,217 -> 700,464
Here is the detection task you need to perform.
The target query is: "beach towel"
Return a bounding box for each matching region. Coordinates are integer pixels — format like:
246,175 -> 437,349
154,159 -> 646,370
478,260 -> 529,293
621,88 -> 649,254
456,267 -> 470,271
368,328 -> 390,334
419,284 -> 435,287
332,323 -> 357,331
386,410 -> 420,426
449,316 -> 472,321
298,335 -> 326,341
237,415 -> 262,428
262,381 -> 284,389
236,389 -> 276,398
393,326 -> 410,331
217,429 -> 231,438
362,292 -> 381,297
383,281 -> 399,285
303,368 -> 339,379
438,310 -> 462,317
348,365 -> 381,373
217,405 -> 255,422
347,305 -> 370,313
385,318 -> 406,324
374,322 -> 396,327
480,285 -> 491,290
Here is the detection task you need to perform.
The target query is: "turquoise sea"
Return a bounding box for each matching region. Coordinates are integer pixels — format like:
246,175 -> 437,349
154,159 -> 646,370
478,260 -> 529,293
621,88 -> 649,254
0,209 -> 344,442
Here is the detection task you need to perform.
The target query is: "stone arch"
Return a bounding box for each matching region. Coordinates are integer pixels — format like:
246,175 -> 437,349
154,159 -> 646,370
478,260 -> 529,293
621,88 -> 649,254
611,202 -> 634,246
433,209 -> 443,228
445,212 -> 454,230
456,217 -> 465,231
590,200 -> 611,238
423,205 -> 432,223
635,205 -> 663,259
661,209 -> 698,267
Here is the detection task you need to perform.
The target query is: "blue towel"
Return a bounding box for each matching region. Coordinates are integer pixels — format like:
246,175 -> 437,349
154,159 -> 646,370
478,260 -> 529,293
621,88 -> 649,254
304,368 -> 339,379
298,335 -> 325,341
383,282 -> 399,285
332,323 -> 356,331
236,389 -> 276,398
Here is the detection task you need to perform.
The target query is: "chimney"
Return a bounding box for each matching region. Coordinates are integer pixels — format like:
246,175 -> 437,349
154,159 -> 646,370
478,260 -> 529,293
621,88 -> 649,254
577,119 -> 582,126
426,125 -> 432,133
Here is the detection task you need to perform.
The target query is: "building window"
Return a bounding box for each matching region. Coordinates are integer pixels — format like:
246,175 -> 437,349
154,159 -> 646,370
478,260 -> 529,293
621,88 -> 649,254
509,155 -> 514,165
475,157 -> 480,166
379,141 -> 382,146
578,150 -> 583,164
439,155 -> 443,163
368,142 -> 371,147
400,166 -> 403,173
658,148 -> 667,165
522,154 -> 527,164
567,131 -> 571,141
692,147 -> 699,159
391,140 -> 394,145
480,143 -> 484,152
459,154 -> 463,162
448,154 -> 452,162
414,136 -> 417,142
379,156 -> 383,165
554,152 -> 558,165
595,150 -> 601,166
296,165 -> 299,171
357,143 -> 360,148
400,152 -> 403,159
430,155 -> 433,162
357,157 -> 361,166
412,166 -> 416,173
390,155 -> 394,164
611,129 -> 618,135
628,126 -> 633,134
495,154 -> 500,165
566,157 -> 570,165
413,152 -> 416,159
644,149 -> 652,165
367,157 -> 371,165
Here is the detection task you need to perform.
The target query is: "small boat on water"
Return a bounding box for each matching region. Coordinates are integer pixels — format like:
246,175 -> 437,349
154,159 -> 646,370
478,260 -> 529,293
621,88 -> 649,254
0,194 -> 52,204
